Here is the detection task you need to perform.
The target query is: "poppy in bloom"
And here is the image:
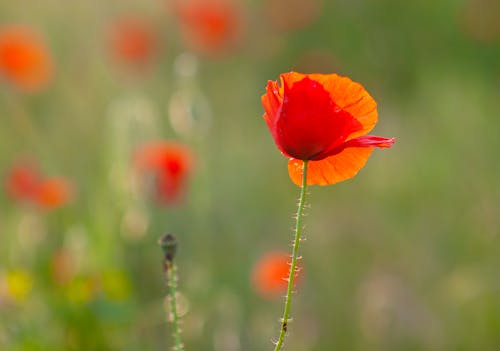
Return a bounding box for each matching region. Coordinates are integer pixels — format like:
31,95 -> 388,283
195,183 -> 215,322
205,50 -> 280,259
172,0 -> 243,56
107,16 -> 158,68
262,72 -> 394,186
4,160 -> 73,209
252,251 -> 302,298
0,26 -> 53,92
134,141 -> 193,205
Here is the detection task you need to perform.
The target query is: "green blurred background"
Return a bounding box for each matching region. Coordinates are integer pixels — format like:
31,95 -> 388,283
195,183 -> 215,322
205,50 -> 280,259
1,0 -> 499,350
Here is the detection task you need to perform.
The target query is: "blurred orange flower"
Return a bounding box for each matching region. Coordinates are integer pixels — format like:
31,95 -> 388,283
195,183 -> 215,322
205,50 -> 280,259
262,72 -> 394,186
134,141 -> 193,206
4,159 -> 73,209
252,252 -> 302,298
107,16 -> 158,68
172,0 -> 243,56
0,25 -> 53,92
35,177 -> 73,209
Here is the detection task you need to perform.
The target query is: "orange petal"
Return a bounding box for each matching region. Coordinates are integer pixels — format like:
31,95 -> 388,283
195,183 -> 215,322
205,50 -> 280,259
261,79 -> 282,125
279,71 -> 307,92
308,73 -> 377,138
288,147 -> 374,186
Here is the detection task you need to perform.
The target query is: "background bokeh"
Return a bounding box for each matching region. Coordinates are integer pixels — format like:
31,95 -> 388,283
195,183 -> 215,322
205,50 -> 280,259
1,0 -> 499,350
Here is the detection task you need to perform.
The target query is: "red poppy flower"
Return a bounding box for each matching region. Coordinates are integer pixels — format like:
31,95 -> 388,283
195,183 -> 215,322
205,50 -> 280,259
172,0 -> 243,56
252,252 -> 302,298
5,161 -> 41,202
0,26 -> 53,92
134,141 -> 193,205
107,17 -> 158,68
262,72 -> 394,186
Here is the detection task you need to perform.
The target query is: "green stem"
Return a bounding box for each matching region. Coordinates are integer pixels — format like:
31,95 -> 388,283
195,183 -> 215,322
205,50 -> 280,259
166,261 -> 184,351
273,160 -> 309,351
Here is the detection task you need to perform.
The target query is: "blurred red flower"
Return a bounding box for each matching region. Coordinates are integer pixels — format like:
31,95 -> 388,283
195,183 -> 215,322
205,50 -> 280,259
134,141 -> 193,205
0,25 -> 53,92
172,0 -> 243,56
262,72 -> 394,186
5,161 -> 41,202
107,17 -> 158,68
5,160 -> 73,209
252,252 -> 301,298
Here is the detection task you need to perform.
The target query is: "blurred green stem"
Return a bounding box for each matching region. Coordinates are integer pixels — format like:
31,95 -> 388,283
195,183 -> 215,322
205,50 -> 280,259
273,160 -> 309,351
166,261 -> 184,351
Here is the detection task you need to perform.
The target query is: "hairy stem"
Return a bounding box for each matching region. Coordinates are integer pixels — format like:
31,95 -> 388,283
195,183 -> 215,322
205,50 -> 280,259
273,160 -> 309,351
166,261 -> 184,351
